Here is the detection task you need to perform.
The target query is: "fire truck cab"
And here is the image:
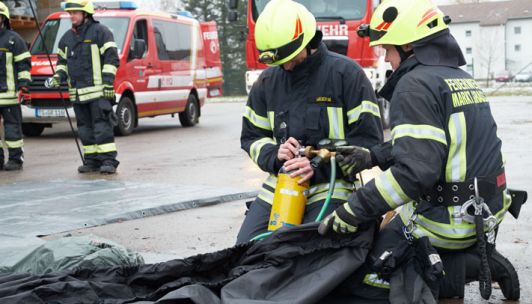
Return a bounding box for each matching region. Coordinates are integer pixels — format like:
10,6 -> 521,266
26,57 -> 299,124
24,1 -> 223,136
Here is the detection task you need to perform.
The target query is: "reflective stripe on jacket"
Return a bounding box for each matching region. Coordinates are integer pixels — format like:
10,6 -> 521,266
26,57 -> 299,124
350,57 -> 508,249
56,19 -> 119,103
0,28 -> 31,106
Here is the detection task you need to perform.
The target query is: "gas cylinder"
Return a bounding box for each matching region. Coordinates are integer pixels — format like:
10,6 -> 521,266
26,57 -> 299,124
268,166 -> 310,231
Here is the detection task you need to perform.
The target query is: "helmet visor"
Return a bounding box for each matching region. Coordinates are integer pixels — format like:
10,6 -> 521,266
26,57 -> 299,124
258,33 -> 305,65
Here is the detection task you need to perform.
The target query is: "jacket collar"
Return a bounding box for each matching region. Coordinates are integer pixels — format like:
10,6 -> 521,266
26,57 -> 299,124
378,56 -> 420,101
72,18 -> 96,36
284,42 -> 327,75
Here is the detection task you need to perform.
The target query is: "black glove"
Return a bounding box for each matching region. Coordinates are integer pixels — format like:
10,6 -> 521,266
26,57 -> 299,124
103,85 -> 115,101
318,203 -> 360,235
336,146 -> 373,181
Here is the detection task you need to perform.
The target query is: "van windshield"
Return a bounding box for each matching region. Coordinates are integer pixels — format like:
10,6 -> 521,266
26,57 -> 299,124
31,17 -> 129,55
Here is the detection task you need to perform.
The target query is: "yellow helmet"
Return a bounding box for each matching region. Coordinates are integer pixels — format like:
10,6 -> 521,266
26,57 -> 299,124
255,0 -> 316,66
367,0 -> 449,47
0,2 -> 10,20
64,0 -> 95,15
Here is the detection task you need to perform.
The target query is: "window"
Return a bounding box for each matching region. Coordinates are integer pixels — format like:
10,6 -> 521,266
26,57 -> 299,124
153,20 -> 192,61
515,44 -> 521,52
465,30 -> 472,37
467,64 -> 473,71
514,26 -> 521,34
128,20 -> 148,61
466,47 -> 472,54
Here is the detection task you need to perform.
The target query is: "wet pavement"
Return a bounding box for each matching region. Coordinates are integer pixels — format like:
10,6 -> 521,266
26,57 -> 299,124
1,96 -> 531,303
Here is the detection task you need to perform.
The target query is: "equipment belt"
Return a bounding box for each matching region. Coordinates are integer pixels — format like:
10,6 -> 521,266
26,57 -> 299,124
422,170 -> 506,207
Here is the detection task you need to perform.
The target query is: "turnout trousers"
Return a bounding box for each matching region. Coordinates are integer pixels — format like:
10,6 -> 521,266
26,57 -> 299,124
73,98 -> 118,168
0,105 -> 23,164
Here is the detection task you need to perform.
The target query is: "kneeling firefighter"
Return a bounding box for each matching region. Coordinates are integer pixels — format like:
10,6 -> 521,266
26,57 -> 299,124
237,0 -> 383,244
0,2 -> 31,171
319,0 -> 524,300
46,0 -> 119,174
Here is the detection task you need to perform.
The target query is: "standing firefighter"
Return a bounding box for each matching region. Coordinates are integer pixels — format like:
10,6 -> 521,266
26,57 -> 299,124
46,0 -> 119,174
319,0 -> 520,300
237,0 -> 383,244
0,1 -> 31,171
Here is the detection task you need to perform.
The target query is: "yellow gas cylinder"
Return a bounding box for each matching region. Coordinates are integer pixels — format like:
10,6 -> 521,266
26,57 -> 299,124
268,167 -> 310,231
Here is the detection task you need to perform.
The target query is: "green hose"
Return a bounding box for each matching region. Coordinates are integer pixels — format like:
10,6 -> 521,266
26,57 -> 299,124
250,156 -> 337,242
315,156 -> 336,222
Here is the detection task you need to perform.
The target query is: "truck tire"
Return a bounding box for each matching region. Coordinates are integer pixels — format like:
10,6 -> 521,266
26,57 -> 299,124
22,123 -> 46,137
378,98 -> 390,130
179,94 -> 199,127
114,96 -> 136,136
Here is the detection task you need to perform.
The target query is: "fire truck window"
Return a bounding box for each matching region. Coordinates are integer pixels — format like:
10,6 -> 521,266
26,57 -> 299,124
128,19 -> 148,61
153,20 -> 192,61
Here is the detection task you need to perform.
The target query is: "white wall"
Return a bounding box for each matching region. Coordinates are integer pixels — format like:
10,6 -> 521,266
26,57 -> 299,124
449,22 -> 507,79
505,19 -> 532,73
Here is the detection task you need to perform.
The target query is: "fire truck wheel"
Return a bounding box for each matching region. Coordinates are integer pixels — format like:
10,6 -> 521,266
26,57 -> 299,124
179,94 -> 199,127
22,123 -> 46,137
114,96 -> 136,136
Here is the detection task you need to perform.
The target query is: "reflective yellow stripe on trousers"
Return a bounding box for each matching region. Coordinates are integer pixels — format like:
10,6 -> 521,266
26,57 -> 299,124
83,145 -> 98,155
5,139 -> 23,149
97,143 -> 117,153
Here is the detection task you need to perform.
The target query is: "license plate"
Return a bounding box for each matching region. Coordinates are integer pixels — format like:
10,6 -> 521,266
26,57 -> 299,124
35,108 -> 67,118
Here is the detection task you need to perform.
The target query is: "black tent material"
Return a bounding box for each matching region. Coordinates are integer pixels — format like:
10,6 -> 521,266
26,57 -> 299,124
0,223 -> 377,304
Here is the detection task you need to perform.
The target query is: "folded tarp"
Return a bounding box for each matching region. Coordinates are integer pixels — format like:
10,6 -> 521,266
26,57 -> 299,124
0,223 -> 376,304
0,235 -> 144,275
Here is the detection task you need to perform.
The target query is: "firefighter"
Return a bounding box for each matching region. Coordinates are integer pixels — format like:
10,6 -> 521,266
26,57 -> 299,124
46,0 -> 119,174
0,2 -> 31,171
237,0 -> 383,244
319,0 -> 519,300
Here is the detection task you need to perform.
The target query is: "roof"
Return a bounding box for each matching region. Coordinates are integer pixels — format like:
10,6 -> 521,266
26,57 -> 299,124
440,0 -> 532,26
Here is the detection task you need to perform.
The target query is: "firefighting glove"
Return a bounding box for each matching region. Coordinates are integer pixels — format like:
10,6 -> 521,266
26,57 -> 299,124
318,203 -> 360,235
336,146 -> 373,182
103,85 -> 115,101
18,86 -> 31,104
45,75 -> 61,88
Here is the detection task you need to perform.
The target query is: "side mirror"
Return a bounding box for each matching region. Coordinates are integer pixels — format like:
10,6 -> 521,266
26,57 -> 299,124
228,10 -> 238,22
229,0 -> 239,10
133,39 -> 146,59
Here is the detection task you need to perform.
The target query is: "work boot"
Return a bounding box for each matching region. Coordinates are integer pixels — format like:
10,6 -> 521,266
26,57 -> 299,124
465,249 -> 520,300
100,164 -> 117,174
490,249 -> 520,300
4,160 -> 22,171
78,162 -> 100,173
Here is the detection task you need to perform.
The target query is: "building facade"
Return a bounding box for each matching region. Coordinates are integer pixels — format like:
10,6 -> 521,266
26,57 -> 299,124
441,0 -> 532,80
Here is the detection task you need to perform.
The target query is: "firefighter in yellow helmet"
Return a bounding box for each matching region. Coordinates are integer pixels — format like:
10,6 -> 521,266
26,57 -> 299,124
237,0 -> 384,244
0,1 -> 32,171
319,0 -> 521,301
46,0 -> 120,174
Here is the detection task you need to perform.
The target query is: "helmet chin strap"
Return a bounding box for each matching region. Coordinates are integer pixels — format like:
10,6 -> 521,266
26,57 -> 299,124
395,45 -> 414,63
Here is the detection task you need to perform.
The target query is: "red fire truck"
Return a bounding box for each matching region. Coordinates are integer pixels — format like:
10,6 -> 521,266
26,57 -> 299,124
230,0 -> 390,127
24,1 -> 223,136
